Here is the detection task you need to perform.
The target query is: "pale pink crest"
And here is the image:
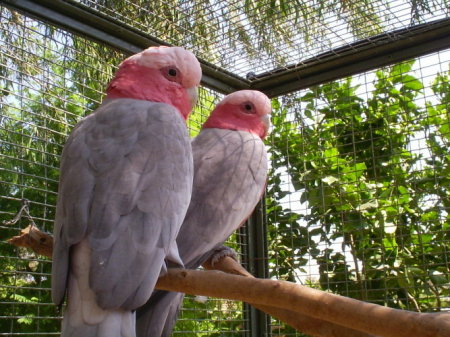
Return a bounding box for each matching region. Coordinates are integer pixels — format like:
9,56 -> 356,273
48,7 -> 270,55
123,46 -> 201,88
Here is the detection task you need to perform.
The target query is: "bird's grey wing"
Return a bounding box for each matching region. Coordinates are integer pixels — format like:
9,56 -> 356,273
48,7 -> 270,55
178,128 -> 267,267
52,99 -> 192,309
136,128 -> 266,337
52,115 -> 98,305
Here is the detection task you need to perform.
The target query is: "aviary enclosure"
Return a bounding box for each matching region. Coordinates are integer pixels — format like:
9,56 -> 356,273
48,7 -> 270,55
0,0 -> 449,336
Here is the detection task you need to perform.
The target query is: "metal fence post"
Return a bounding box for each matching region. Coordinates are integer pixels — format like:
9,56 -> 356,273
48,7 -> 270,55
241,197 -> 270,337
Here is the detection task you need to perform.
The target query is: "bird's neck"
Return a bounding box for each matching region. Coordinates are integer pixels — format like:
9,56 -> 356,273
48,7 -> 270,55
105,63 -> 191,120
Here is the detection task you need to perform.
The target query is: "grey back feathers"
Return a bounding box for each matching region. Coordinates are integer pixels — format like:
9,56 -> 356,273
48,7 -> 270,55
52,98 -> 193,311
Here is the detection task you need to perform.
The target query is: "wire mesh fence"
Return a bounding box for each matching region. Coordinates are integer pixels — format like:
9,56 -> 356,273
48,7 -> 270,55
0,0 -> 449,336
266,49 -> 450,335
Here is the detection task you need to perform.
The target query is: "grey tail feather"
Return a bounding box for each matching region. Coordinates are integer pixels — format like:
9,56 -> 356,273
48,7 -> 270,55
61,309 -> 135,337
136,290 -> 185,337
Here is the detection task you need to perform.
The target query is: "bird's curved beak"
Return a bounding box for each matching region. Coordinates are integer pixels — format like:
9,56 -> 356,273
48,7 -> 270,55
261,114 -> 271,138
187,86 -> 198,111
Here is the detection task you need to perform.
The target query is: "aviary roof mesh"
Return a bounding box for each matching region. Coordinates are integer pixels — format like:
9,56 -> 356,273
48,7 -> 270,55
74,0 -> 449,77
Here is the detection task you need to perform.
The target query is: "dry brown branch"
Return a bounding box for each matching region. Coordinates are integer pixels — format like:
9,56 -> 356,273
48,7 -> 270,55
7,226 -> 450,337
7,225 -> 53,258
204,256 -> 376,337
8,227 -> 365,337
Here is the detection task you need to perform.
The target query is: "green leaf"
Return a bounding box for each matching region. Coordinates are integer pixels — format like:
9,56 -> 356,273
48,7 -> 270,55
402,75 -> 424,91
17,314 -> 34,325
392,61 -> 414,77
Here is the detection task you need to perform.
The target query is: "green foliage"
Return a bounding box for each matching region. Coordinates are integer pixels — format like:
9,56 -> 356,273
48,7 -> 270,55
187,88 -> 220,138
78,0 -> 442,68
174,296 -> 246,336
266,60 -> 450,322
0,9 -> 106,334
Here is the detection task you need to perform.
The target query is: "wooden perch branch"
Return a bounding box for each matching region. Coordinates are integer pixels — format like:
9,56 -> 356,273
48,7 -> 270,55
6,226 -> 450,337
7,226 -> 368,337
204,256 -> 376,337
7,225 -> 53,258
157,269 -> 450,337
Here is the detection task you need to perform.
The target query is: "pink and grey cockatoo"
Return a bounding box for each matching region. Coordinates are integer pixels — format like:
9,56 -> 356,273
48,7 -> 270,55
135,89 -> 271,337
51,46 -> 202,337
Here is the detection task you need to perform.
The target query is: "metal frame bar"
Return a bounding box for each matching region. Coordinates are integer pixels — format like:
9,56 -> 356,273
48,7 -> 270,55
252,17 -> 450,97
2,0 -> 450,98
242,198 -> 270,337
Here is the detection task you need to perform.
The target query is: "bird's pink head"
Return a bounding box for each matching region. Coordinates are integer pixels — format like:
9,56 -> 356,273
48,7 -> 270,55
106,46 -> 202,120
203,90 -> 271,139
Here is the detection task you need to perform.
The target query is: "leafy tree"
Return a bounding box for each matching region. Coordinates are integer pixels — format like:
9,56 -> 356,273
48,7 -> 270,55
266,60 -> 449,325
75,0 -> 442,68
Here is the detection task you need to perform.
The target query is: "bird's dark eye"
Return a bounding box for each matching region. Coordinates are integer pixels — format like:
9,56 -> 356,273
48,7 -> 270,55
168,68 -> 177,77
242,102 -> 255,114
161,66 -> 181,83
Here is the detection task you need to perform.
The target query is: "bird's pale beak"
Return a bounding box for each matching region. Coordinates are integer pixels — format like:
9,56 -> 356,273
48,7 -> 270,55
187,86 -> 198,110
261,114 -> 271,138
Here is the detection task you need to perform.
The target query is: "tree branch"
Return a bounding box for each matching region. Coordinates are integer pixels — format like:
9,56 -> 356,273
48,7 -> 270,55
7,224 -> 53,258
157,269 -> 450,337
7,226 -> 450,337
204,256 -> 376,337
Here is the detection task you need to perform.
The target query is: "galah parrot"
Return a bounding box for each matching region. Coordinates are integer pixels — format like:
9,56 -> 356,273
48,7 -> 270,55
51,46 -> 202,337
135,89 -> 271,337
